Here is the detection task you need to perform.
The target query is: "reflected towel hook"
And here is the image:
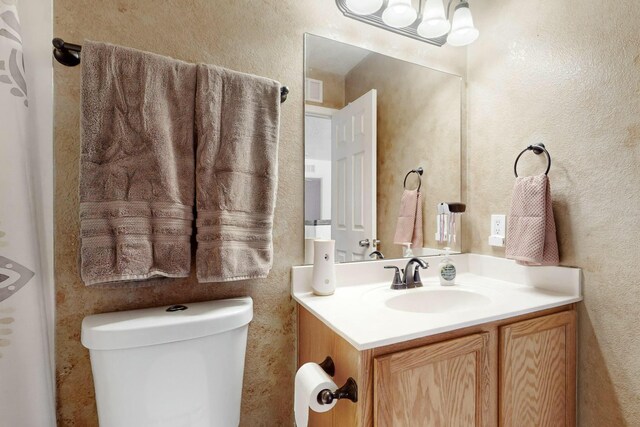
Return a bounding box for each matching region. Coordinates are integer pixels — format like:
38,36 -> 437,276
52,38 -> 290,103
403,167 -> 423,191
513,143 -> 551,177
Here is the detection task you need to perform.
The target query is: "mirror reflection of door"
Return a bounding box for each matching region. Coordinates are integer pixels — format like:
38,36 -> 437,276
305,110 -> 334,243
332,90 -> 377,262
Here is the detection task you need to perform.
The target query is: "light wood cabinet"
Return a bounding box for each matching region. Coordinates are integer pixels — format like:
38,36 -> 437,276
297,304 -> 576,427
500,311 -> 576,427
374,333 -> 492,427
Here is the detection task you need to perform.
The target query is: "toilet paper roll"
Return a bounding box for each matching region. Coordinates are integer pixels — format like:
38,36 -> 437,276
294,362 -> 337,427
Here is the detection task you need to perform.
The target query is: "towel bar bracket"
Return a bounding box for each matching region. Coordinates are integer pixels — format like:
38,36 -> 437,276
52,38 -> 290,103
52,38 -> 80,67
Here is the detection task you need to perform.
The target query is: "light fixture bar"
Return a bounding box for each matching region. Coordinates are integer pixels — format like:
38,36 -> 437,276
335,0 -> 447,47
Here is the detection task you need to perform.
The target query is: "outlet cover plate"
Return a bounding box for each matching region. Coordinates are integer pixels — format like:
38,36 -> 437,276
489,214 -> 506,247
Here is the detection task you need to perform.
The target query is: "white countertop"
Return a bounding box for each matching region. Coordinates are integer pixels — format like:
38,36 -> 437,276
291,254 -> 582,351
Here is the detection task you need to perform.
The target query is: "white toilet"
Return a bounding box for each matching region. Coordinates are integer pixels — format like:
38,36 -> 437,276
81,297 -> 253,427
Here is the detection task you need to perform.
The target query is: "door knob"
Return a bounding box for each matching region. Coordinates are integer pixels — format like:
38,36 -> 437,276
358,239 -> 370,248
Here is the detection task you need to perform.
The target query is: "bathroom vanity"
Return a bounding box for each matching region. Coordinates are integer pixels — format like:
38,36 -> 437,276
292,254 -> 581,426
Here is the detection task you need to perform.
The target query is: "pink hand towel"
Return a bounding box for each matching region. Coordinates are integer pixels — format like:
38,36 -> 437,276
505,174 -> 559,266
393,189 -> 423,249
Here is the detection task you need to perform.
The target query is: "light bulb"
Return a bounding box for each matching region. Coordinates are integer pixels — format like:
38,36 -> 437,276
417,0 -> 450,38
447,2 -> 479,46
345,0 -> 384,15
382,0 -> 417,28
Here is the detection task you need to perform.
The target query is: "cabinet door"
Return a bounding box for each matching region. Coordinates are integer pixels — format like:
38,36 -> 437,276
500,311 -> 576,427
374,333 -> 492,427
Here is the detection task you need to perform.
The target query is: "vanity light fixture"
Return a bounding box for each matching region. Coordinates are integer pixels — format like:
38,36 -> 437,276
345,0 -> 384,15
335,0 -> 479,47
382,0 -> 418,28
417,0 -> 450,38
446,1 -> 479,46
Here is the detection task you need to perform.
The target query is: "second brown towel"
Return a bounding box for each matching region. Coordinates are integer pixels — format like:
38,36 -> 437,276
195,65 -> 281,282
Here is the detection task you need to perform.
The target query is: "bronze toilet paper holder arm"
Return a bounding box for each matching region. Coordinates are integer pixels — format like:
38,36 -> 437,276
317,377 -> 358,405
316,356 -> 358,405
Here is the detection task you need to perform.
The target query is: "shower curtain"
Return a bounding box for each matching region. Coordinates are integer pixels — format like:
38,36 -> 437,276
0,2 -> 56,426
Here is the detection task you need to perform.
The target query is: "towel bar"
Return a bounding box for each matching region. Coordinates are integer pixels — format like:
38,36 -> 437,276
52,38 -> 290,103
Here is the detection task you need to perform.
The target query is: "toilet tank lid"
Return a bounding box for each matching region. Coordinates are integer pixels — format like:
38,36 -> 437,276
81,297 -> 253,350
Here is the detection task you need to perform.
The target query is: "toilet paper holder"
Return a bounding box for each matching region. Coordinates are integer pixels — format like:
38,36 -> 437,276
318,356 -> 335,377
316,356 -> 358,405
317,377 -> 358,405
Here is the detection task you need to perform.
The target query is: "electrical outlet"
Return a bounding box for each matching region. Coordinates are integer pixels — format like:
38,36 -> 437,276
491,215 -> 506,237
488,214 -> 506,247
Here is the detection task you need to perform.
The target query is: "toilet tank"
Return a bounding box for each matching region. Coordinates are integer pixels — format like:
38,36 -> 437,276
81,297 -> 253,427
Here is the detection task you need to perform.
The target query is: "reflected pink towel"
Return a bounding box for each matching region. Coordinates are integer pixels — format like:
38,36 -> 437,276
505,174 -> 559,266
393,190 -> 423,249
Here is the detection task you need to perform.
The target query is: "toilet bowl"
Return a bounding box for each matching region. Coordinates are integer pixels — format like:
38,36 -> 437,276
81,297 -> 253,427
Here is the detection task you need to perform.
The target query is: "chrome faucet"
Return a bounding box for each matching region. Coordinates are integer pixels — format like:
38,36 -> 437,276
384,257 -> 429,290
369,250 -> 385,260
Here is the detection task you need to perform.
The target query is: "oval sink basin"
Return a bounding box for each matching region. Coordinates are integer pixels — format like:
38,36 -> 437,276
385,288 -> 492,314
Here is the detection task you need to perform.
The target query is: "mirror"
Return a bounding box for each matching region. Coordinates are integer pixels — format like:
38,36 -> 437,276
304,34 -> 462,264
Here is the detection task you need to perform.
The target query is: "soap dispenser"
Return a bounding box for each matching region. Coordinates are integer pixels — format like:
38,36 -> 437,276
402,242 -> 413,258
311,240 -> 336,295
439,247 -> 456,286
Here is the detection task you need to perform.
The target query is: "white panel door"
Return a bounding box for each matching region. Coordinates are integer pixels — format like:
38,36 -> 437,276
331,90 -> 377,262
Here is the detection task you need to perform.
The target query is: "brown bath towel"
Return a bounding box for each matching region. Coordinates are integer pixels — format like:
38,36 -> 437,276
195,65 -> 281,282
393,189 -> 423,249
505,174 -> 559,266
79,41 -> 196,286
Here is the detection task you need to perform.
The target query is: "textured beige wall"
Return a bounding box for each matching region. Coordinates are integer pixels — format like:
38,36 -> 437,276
305,68 -> 345,109
345,54 -> 461,258
53,0 -> 465,425
467,0 -> 640,425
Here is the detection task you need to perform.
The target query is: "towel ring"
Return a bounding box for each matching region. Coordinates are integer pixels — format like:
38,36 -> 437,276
514,144 -> 551,177
403,167 -> 423,191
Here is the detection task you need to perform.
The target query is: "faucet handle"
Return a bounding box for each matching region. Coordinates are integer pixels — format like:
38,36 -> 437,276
384,266 -> 406,290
